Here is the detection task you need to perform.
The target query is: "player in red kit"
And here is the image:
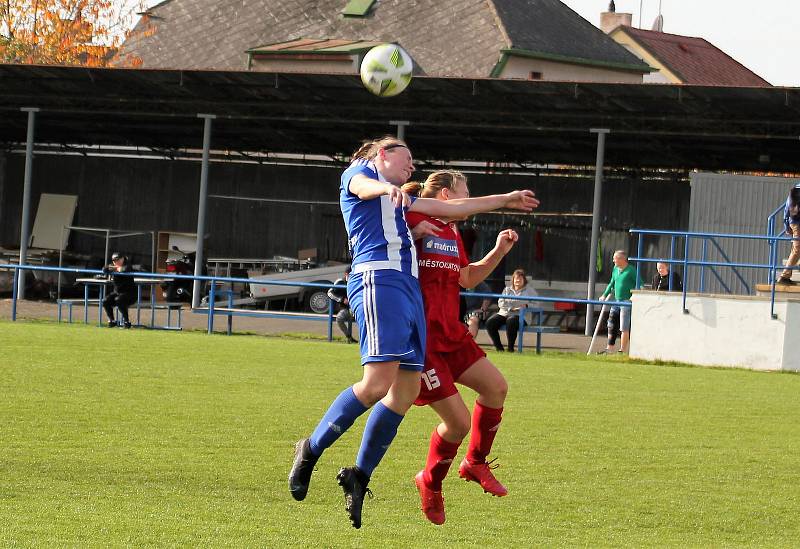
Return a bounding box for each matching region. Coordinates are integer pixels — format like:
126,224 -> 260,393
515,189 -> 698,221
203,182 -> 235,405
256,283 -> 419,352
402,170 -> 529,525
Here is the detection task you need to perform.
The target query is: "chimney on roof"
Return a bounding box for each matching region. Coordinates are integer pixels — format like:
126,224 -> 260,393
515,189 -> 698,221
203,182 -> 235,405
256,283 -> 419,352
601,2 -> 632,33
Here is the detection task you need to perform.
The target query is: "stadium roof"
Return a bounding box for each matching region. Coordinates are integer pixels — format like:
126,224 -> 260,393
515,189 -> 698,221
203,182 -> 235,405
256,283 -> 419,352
1,63 -> 799,172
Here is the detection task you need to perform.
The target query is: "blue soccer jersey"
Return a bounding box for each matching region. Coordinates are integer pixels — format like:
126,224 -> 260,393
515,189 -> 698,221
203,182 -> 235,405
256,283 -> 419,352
340,159 -> 418,277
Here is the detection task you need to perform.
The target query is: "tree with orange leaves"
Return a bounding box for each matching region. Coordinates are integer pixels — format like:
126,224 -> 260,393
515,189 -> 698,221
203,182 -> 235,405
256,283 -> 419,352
0,0 -> 150,66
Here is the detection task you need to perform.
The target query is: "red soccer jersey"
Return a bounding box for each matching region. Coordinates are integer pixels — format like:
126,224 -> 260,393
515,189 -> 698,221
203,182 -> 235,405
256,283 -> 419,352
406,211 -> 472,352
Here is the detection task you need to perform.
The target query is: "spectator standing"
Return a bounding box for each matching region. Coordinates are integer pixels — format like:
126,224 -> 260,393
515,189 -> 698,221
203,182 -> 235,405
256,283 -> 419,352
777,183 -> 800,285
599,250 -> 642,354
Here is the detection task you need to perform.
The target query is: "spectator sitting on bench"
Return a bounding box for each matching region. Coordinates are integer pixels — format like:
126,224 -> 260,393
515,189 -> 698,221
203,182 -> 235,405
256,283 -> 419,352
327,266 -> 356,343
485,268 -> 536,352
652,262 -> 683,292
102,252 -> 135,329
463,280 -> 492,338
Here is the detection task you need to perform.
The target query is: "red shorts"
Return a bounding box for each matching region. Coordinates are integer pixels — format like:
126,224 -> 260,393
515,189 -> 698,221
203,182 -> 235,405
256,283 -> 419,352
414,336 -> 487,406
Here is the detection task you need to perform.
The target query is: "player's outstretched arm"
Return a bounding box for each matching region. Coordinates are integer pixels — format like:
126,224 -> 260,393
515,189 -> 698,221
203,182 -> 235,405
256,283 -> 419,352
460,229 -> 518,289
348,175 -> 411,207
410,190 -> 539,218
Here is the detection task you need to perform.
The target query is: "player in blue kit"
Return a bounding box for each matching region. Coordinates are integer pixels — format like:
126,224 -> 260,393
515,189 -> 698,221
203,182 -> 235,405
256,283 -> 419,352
288,136 -> 539,529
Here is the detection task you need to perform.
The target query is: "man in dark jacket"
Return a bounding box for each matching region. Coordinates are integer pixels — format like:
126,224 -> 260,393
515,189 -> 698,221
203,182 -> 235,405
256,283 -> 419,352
102,252 -> 136,328
327,266 -> 355,343
778,183 -> 800,285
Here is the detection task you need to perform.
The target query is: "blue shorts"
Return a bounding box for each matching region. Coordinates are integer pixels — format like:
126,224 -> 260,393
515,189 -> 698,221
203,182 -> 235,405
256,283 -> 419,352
348,270 -> 426,371
610,303 -> 632,331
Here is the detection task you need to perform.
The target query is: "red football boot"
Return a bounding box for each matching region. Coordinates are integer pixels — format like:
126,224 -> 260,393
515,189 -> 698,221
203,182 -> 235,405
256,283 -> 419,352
457,457 -> 508,497
414,471 -> 446,525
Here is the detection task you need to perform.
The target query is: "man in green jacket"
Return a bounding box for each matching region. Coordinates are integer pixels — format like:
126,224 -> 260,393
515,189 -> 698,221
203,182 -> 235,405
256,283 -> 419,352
599,250 -> 642,354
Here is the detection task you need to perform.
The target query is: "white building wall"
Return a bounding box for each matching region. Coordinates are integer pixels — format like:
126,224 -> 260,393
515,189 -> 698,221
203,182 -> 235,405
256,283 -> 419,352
500,56 -> 643,83
630,290 -> 799,371
250,58 -> 357,74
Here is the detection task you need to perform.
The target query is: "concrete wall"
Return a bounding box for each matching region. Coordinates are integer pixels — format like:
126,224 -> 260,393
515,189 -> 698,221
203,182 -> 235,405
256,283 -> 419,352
630,290 -> 800,371
500,56 -> 643,83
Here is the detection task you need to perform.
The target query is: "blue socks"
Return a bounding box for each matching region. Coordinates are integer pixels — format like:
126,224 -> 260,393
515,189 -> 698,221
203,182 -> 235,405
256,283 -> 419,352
306,388 -> 406,479
355,402 -> 405,478
308,386 -> 368,456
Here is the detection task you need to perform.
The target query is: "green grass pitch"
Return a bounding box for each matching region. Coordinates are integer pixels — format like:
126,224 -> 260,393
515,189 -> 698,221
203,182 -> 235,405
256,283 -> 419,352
1,320 -> 799,547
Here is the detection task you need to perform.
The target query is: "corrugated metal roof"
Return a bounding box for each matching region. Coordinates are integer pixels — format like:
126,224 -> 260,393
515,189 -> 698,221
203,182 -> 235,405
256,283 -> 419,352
686,173 -> 799,294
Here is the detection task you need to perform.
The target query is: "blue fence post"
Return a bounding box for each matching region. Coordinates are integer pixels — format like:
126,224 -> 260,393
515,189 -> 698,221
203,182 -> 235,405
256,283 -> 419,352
227,288 -> 233,336
83,283 -> 89,324
767,217 -> 774,280
668,236 -> 676,291
11,266 -> 19,322
699,238 -> 707,293
636,235 -> 643,290
136,284 -> 142,326
207,277 -> 216,335
682,235 -> 690,314
327,297 -> 334,342
98,285 -> 105,326
769,235 -> 778,320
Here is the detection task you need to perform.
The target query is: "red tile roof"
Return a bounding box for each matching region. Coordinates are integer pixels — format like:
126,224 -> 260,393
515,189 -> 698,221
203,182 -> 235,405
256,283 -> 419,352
620,27 -> 771,87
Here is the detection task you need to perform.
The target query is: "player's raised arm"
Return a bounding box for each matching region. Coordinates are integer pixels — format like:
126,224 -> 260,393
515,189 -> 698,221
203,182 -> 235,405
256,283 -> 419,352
410,190 -> 539,218
348,175 -> 411,207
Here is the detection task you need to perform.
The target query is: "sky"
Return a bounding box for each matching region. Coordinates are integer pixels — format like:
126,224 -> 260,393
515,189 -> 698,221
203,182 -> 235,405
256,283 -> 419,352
561,0 -> 799,87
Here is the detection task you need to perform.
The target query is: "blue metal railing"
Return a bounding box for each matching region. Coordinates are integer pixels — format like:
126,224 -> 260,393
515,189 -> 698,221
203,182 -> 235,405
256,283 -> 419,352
0,263 -> 341,337
637,232 -> 749,296
630,229 -> 798,320
767,202 -> 786,287
1,262 -> 634,353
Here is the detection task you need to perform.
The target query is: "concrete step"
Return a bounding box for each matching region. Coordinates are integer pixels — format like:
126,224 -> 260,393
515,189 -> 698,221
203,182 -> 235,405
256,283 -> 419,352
755,283 -> 800,296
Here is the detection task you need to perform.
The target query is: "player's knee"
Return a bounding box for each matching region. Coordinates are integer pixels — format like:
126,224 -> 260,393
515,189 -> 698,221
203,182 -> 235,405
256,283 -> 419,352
447,418 -> 471,441
358,381 -> 392,406
493,377 -> 509,402
479,378 -> 508,407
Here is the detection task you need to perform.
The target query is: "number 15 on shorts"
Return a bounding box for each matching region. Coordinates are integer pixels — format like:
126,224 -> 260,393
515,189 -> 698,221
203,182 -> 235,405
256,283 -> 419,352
422,369 -> 440,391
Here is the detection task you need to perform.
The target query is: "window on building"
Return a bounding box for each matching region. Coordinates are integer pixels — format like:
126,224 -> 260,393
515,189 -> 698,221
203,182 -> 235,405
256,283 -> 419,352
529,71 -> 543,80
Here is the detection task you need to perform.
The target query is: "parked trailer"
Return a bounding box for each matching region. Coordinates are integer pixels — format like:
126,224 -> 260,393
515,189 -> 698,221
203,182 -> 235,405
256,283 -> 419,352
248,264 -> 349,313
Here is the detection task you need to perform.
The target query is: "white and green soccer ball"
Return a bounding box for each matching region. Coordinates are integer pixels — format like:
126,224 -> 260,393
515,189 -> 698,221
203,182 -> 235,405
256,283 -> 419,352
359,44 -> 413,97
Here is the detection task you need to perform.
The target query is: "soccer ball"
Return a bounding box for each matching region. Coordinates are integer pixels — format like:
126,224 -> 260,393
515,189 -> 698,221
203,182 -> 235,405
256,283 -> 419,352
359,44 -> 413,97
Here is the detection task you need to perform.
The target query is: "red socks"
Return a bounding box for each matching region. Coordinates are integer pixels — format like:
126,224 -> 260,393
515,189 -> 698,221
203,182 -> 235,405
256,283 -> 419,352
423,403 -> 504,490
466,402 -> 503,464
423,429 -> 461,491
